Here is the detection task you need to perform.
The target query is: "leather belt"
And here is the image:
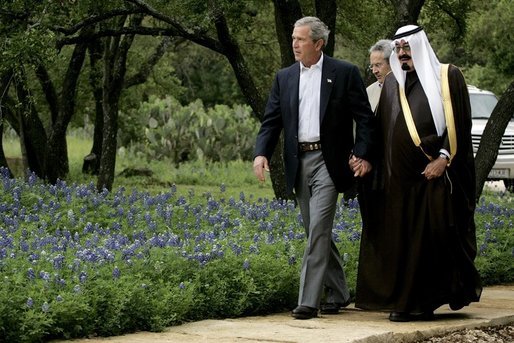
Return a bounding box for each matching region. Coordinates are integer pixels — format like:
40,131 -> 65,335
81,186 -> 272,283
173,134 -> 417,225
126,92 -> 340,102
299,141 -> 322,152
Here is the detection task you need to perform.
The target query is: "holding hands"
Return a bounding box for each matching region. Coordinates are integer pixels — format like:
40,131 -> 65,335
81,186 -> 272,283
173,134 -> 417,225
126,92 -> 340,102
349,155 -> 372,177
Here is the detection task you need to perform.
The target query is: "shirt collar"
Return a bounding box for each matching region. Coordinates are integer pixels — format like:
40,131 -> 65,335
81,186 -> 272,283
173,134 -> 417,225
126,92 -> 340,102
300,53 -> 324,72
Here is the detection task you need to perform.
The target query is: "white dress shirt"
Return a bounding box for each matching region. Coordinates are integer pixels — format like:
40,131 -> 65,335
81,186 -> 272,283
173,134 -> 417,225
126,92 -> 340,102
366,81 -> 382,113
298,54 -> 323,143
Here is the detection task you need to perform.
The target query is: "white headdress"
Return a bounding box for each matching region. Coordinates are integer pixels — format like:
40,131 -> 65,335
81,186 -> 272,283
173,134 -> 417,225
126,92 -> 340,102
390,25 -> 445,136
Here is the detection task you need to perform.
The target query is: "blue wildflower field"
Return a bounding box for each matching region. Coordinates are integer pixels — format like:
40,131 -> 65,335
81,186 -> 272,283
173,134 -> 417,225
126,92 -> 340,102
0,169 -> 511,342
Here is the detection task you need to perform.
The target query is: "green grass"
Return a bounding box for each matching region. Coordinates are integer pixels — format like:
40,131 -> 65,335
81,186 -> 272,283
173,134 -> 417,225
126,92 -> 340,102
3,135 -> 275,199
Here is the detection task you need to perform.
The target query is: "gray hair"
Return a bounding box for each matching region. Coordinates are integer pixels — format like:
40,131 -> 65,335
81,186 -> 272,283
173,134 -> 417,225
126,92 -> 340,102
294,16 -> 330,47
369,39 -> 393,64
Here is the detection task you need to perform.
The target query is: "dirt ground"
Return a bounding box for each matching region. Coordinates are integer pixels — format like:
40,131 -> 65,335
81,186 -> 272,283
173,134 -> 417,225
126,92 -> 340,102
414,324 -> 514,342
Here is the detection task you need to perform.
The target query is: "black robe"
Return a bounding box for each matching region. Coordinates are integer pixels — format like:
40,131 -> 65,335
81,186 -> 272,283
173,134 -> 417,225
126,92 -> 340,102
355,66 -> 482,313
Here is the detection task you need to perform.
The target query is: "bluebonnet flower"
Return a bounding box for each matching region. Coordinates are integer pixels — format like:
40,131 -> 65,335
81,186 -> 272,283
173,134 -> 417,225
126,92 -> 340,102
42,302 -> 50,312
53,254 -> 65,270
79,271 -> 87,283
56,295 -> 63,302
112,266 -> 121,279
231,243 -> 243,256
243,258 -> 250,270
220,183 -> 226,193
179,282 -> 185,290
39,271 -> 51,281
27,171 -> 38,186
27,268 -> 36,280
55,278 -> 66,287
73,285 -> 81,293
26,297 -> 33,308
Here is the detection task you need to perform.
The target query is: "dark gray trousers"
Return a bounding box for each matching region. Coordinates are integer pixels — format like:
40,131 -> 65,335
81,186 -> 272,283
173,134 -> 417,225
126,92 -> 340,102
295,150 -> 350,308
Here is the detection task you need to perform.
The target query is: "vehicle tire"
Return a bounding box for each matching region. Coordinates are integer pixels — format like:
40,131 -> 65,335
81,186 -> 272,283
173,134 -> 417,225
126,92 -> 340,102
503,179 -> 514,192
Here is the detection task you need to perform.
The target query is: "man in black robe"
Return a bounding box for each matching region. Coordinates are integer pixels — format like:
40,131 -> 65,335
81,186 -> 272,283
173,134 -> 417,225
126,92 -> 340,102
351,25 -> 482,322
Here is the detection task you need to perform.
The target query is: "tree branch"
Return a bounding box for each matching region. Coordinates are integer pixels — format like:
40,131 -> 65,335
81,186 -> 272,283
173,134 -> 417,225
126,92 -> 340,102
124,36 -> 171,88
34,64 -> 59,124
123,0 -> 192,33
57,25 -> 224,53
53,8 -> 144,35
123,0 -> 222,51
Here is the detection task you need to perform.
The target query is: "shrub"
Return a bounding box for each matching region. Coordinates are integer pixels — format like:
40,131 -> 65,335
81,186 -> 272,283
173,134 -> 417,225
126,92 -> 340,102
0,170 -> 511,342
126,96 -> 259,165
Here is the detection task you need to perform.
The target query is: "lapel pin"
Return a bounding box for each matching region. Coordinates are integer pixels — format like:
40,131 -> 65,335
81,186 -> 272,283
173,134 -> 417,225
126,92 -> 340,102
327,78 -> 332,83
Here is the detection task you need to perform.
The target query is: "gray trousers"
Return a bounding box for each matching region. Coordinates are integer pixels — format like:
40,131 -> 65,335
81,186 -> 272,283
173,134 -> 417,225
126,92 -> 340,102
295,150 -> 350,308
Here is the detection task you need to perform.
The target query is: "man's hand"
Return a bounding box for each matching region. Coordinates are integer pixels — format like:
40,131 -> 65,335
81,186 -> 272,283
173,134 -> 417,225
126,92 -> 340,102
349,155 -> 372,177
253,156 -> 270,182
422,156 -> 447,180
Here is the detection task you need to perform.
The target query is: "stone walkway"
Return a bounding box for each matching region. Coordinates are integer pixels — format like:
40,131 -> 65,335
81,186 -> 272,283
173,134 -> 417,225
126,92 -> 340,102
60,284 -> 514,343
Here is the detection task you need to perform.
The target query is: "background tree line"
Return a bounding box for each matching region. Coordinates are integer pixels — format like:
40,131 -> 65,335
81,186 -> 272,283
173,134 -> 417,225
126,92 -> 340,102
0,0 -> 512,199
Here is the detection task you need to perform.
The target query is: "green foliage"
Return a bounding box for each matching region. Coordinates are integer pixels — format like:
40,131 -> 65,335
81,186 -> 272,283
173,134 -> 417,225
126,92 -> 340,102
462,0 -> 514,94
0,157 -> 511,341
126,96 -> 259,165
170,43 -> 245,107
474,195 -> 514,285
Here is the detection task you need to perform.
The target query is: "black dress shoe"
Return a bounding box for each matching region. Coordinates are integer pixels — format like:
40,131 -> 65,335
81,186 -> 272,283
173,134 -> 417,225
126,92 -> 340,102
320,299 -> 350,314
292,305 -> 318,319
389,311 -> 435,322
389,311 -> 411,322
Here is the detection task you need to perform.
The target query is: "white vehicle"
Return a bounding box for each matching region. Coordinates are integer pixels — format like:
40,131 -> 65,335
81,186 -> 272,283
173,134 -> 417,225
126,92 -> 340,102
469,85 -> 514,191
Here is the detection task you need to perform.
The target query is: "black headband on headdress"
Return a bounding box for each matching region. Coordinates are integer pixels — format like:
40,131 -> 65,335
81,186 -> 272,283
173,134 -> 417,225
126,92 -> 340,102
392,26 -> 424,40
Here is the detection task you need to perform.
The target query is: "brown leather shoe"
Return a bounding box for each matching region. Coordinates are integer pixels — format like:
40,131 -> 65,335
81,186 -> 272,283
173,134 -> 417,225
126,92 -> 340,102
292,305 -> 318,319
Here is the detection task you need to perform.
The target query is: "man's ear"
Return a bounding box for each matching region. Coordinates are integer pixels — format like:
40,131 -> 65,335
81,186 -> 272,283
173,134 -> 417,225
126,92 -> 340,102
315,39 -> 325,51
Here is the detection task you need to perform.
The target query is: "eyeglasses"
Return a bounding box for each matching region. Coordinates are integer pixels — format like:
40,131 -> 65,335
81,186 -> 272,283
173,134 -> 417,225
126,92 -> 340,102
395,45 -> 411,54
368,62 -> 384,71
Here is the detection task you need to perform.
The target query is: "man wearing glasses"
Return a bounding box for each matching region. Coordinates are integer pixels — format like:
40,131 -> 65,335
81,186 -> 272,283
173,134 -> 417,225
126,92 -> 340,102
352,25 -> 482,322
366,39 -> 392,112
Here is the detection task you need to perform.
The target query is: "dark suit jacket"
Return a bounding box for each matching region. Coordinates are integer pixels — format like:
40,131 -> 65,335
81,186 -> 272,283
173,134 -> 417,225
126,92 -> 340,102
254,55 -> 376,195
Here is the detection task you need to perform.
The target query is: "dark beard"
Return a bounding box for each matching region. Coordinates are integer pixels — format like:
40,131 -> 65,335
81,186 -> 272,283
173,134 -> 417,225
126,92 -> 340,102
401,63 -> 410,71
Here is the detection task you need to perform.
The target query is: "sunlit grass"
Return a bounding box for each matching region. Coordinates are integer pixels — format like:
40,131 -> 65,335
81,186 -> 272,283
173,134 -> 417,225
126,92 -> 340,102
3,135 -> 275,199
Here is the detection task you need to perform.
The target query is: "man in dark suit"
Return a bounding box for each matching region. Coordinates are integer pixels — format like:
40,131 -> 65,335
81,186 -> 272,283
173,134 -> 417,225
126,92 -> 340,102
253,16 -> 375,319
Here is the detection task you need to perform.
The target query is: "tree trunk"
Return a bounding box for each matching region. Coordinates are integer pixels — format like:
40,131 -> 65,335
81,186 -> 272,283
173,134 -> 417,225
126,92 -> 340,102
272,0 -> 302,68
315,0 -> 337,56
45,39 -> 88,183
0,71 -> 14,178
83,39 -> 105,175
0,121 -> 13,178
97,15 -> 142,192
12,70 -> 47,178
213,10 -> 266,120
475,81 -> 514,200
388,0 -> 425,35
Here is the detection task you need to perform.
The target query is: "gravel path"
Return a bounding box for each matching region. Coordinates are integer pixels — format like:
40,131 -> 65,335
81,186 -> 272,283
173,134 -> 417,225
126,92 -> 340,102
414,324 -> 514,342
